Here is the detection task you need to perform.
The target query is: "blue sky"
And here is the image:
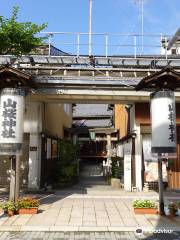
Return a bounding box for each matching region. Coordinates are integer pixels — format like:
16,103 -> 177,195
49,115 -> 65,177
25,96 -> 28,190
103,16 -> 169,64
1,0 -> 180,55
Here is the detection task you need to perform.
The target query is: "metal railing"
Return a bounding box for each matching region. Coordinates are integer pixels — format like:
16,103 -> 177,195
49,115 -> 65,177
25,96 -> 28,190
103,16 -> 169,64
41,31 -> 174,58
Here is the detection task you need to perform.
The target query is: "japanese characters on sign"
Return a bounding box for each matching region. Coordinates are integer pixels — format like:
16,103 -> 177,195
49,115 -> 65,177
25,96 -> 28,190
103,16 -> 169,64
168,103 -> 176,143
0,88 -> 25,155
1,98 -> 17,139
142,134 -> 167,182
124,140 -> 132,191
150,91 -> 176,155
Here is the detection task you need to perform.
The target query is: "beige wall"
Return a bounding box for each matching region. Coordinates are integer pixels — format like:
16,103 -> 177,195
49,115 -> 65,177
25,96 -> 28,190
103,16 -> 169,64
115,104 -> 128,139
44,103 -> 72,138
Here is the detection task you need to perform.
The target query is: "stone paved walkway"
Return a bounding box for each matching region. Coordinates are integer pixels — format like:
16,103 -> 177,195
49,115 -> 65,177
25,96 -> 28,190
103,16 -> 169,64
0,195 -> 180,232
0,176 -> 180,233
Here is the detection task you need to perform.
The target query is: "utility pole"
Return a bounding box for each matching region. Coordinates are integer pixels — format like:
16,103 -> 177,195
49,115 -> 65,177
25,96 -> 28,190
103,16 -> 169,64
158,157 -> 164,215
9,156 -> 16,201
89,0 -> 93,56
134,0 -> 144,54
9,155 -> 20,202
141,0 -> 144,54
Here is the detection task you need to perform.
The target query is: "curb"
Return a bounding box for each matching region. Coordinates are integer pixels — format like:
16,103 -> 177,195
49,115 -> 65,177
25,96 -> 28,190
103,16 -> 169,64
0,225 -> 180,232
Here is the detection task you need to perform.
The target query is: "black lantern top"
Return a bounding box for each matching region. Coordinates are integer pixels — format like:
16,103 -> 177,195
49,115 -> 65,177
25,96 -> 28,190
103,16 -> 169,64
0,65 -> 37,89
135,66 -> 180,91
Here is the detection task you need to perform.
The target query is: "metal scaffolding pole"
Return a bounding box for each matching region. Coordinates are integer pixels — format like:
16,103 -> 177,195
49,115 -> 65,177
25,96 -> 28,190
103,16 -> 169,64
89,0 -> 93,56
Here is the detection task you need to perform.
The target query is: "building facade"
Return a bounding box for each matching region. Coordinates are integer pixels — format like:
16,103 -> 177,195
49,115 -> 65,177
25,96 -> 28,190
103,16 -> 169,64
115,102 -> 180,191
0,101 -> 72,190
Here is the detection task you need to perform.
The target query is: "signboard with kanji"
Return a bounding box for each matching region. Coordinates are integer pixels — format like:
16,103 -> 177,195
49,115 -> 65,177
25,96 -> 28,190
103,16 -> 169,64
124,139 -> 132,191
142,134 -> 167,182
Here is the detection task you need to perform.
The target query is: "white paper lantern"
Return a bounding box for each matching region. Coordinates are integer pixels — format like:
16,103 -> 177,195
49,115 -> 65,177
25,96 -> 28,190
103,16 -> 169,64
150,91 -> 176,156
0,88 -> 25,155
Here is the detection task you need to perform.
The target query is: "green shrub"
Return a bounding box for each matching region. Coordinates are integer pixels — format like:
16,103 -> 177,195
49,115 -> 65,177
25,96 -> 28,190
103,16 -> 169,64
111,156 -> 122,179
106,176 -> 111,185
17,197 -> 39,209
56,140 -> 79,186
176,201 -> 180,208
0,201 -> 17,212
133,199 -> 157,209
168,202 -> 177,214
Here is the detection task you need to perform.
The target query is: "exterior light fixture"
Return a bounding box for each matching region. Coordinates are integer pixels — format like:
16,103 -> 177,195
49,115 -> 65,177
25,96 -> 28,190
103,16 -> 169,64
0,88 -> 25,155
89,130 -> 95,141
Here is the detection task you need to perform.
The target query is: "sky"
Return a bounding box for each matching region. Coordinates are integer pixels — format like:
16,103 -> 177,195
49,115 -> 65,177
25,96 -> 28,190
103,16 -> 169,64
1,0 -> 180,55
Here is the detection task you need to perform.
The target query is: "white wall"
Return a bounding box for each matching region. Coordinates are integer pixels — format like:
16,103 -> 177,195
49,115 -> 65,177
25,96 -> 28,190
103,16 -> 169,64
24,102 -> 43,189
24,102 -> 43,133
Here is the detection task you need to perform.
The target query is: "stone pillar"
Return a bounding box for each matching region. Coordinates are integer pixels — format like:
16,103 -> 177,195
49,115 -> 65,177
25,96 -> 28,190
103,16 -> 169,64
73,134 -> 77,145
124,140 -> 132,191
106,134 -> 112,175
28,133 -> 41,189
135,124 -> 143,191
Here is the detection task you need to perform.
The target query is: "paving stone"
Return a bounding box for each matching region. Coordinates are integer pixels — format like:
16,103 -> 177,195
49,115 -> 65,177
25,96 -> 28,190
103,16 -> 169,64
54,220 -> 69,226
83,221 -> 97,226
11,216 -> 31,226
134,215 -> 153,227
69,217 -> 83,226
83,208 -> 95,213
122,217 -> 139,227
110,220 -> 124,226
2,215 -> 19,226
97,220 -> 110,226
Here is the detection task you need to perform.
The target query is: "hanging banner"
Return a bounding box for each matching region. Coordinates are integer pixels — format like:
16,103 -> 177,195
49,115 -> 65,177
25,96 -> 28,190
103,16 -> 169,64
0,88 -> 25,155
46,138 -> 52,159
116,143 -> 124,158
142,134 -> 167,182
124,139 -> 132,191
150,91 -> 177,156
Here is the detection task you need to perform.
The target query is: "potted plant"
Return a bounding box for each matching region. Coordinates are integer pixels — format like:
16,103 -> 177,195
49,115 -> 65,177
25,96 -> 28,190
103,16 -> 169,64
17,197 -> 39,214
133,199 -> 158,214
0,202 -> 3,214
1,201 -> 17,216
168,202 -> 177,217
164,205 -> 170,216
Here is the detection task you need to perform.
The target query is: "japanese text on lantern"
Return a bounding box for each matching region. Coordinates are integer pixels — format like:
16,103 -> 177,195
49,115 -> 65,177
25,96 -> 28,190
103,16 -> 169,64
1,99 -> 17,138
168,103 -> 175,142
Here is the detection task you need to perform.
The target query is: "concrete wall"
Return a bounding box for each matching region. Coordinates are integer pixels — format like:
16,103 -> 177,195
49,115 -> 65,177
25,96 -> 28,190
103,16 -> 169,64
44,103 -> 72,138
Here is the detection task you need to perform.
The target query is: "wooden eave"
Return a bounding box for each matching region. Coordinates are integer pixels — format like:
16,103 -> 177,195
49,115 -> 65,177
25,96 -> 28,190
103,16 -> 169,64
135,67 -> 180,91
0,65 -> 37,89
